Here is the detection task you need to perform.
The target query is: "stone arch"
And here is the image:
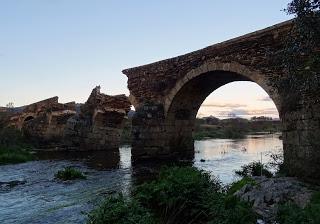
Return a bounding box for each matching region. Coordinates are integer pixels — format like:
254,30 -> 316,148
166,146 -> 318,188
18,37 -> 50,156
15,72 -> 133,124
164,61 -> 281,117
23,115 -> 35,123
163,61 -> 282,156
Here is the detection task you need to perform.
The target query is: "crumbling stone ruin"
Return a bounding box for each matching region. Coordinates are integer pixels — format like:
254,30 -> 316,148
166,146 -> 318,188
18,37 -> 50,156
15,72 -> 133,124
6,86 -> 131,150
64,86 -> 131,150
8,97 -> 76,146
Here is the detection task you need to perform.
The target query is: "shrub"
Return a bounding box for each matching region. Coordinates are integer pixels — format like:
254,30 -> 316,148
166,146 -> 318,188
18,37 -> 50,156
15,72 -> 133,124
267,151 -> 288,176
134,166 -> 223,224
55,167 -> 86,181
277,192 -> 320,224
87,194 -> 156,224
235,161 -> 273,178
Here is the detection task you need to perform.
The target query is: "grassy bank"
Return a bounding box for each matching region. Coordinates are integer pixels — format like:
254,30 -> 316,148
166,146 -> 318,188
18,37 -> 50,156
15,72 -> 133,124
0,127 -> 35,165
88,158 -> 320,224
0,145 -> 34,165
194,118 -> 281,140
193,127 -> 246,140
87,166 -> 256,224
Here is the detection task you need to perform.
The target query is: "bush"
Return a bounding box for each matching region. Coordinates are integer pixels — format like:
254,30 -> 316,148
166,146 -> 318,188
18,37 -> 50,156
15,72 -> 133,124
88,166 -> 256,224
0,145 -> 34,165
235,161 -> 273,178
267,151 -> 288,177
55,167 -> 86,181
277,192 -> 320,224
87,194 -> 156,224
134,166 -> 224,224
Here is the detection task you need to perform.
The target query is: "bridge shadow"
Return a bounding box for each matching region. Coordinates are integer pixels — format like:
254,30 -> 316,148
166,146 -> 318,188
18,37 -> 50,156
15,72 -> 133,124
35,149 -> 120,170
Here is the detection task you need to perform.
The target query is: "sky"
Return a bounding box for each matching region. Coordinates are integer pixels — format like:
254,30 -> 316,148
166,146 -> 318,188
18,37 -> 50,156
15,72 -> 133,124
0,1 -> 293,118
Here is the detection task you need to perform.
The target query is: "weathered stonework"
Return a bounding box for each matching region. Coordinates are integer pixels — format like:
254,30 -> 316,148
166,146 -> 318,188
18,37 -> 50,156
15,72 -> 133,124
123,20 -> 320,182
64,86 -> 131,150
8,97 -> 77,146
7,87 -> 131,151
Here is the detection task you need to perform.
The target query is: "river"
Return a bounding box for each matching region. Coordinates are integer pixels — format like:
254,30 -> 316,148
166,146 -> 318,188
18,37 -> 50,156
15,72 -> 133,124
0,133 -> 282,224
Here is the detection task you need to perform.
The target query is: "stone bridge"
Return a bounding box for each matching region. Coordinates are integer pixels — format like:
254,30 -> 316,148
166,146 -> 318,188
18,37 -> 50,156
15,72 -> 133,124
9,97 -> 76,130
123,20 -> 320,182
8,88 -> 131,150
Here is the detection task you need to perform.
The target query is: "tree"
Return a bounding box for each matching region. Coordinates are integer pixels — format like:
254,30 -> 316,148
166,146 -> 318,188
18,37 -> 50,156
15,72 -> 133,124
276,0 -> 320,114
284,0 -> 320,75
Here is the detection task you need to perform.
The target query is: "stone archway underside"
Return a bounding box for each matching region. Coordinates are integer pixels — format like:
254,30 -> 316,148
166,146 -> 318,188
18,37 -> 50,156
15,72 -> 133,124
123,20 -> 320,182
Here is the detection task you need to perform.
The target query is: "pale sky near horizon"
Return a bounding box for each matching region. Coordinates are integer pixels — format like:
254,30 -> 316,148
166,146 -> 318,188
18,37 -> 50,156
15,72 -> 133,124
0,1 -> 293,118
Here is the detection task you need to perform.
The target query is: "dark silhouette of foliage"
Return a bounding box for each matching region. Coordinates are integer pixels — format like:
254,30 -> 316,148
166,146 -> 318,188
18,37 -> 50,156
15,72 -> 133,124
235,161 -> 273,178
278,0 -> 320,113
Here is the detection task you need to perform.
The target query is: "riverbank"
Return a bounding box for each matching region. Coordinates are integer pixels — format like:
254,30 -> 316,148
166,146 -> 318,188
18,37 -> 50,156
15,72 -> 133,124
87,165 -> 320,224
193,117 -> 281,140
120,117 -> 282,143
88,166 -> 257,224
0,145 -> 34,165
0,127 -> 35,165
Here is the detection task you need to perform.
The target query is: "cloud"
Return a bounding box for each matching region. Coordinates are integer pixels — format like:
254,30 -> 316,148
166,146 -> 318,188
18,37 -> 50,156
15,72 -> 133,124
250,108 -> 279,115
201,103 -> 247,108
258,96 -> 272,102
217,108 -> 279,117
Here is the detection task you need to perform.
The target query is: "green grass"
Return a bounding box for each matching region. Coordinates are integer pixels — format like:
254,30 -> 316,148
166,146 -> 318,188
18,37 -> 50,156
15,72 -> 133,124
277,192 -> 320,224
0,126 -> 35,165
87,166 -> 256,224
55,167 -> 86,181
87,195 -> 156,224
0,146 -> 34,165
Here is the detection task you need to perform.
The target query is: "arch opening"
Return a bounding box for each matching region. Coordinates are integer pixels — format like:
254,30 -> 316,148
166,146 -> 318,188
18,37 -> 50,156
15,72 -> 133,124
23,116 -> 35,123
165,70 -> 282,158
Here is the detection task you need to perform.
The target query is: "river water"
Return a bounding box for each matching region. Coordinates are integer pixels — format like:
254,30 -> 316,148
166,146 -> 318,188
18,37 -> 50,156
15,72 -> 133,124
0,133 -> 282,224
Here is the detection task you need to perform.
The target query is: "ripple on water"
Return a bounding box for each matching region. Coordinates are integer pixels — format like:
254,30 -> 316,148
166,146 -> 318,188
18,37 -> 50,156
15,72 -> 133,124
0,147 -> 132,224
0,134 -> 282,223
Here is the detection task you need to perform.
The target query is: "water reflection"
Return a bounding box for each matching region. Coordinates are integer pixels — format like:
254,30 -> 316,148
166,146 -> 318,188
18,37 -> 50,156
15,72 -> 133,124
194,133 -> 282,184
